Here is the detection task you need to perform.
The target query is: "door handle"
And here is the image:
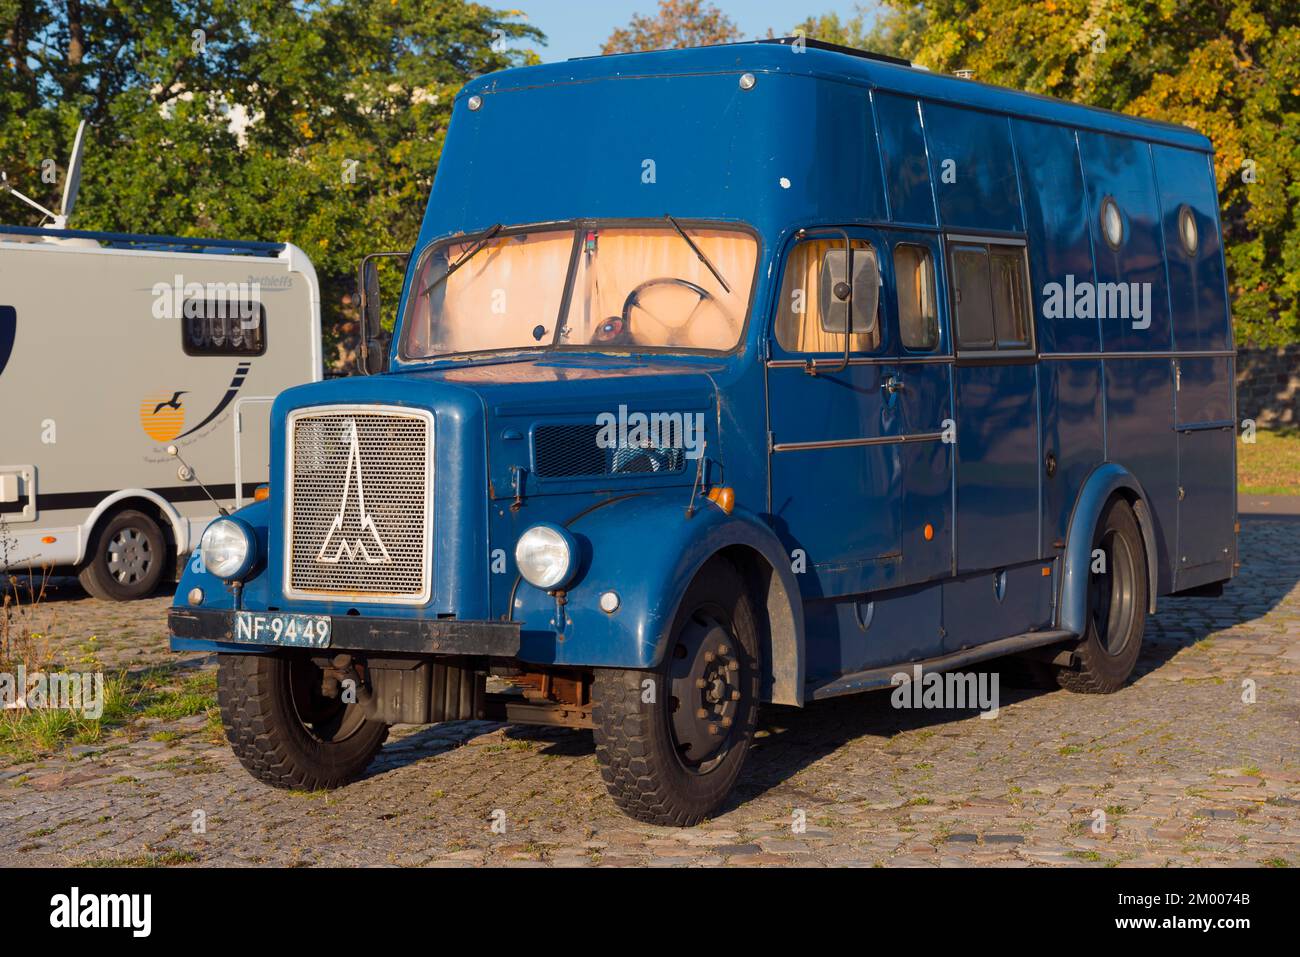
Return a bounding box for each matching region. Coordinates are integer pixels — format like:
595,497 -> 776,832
883,374 -> 904,395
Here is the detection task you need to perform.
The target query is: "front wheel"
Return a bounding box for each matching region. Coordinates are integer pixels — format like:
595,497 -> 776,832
1055,498 -> 1148,694
592,558 -> 761,826
217,653 -> 388,790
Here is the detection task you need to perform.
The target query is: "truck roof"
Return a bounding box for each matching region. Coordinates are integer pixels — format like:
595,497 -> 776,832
464,38 -> 1212,154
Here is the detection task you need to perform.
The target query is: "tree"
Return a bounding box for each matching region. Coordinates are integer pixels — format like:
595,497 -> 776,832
781,3 -> 925,59
0,0 -> 544,369
603,0 -> 740,55
879,0 -> 1300,347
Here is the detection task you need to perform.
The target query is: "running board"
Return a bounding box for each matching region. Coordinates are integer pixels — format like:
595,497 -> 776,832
807,629 -> 1077,701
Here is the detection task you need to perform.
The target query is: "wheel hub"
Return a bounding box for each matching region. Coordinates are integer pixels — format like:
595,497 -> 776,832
668,611 -> 743,772
107,528 -> 152,584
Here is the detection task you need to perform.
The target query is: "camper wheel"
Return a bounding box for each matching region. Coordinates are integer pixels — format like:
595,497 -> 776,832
78,509 -> 167,602
592,557 -> 761,826
1056,498 -> 1148,694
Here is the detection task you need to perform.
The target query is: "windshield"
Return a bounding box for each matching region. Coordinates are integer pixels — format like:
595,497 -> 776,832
400,221 -> 758,359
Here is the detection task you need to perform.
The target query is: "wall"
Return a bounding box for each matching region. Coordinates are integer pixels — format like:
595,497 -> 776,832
1236,345 -> 1300,428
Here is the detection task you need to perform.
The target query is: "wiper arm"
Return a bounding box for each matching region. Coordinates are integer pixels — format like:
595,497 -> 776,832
665,214 -> 731,294
422,222 -> 504,296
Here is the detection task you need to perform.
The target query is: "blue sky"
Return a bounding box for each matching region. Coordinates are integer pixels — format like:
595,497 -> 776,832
512,1 -> 875,63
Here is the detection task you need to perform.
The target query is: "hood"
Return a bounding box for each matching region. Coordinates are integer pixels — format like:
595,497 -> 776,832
275,354 -> 722,503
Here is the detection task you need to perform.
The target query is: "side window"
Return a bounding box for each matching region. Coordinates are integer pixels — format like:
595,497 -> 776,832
950,245 -> 994,350
775,239 -> 882,354
990,247 -> 1030,348
895,244 -> 939,351
182,301 -> 267,356
949,240 -> 1033,353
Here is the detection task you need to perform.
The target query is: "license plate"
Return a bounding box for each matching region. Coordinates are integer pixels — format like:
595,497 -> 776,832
233,612 -> 332,648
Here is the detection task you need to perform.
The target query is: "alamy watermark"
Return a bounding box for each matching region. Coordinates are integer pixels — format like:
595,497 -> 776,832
890,665 -> 1000,719
1,666 -> 104,719
595,405 -> 706,460
151,274 -> 262,327
1042,275 -> 1152,330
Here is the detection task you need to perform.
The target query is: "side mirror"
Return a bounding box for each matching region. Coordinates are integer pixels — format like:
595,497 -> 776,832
356,252 -> 407,375
818,247 -> 880,337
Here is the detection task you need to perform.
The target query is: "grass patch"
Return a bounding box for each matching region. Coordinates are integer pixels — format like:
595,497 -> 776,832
0,668 -> 218,764
78,850 -> 200,868
1238,428 -> 1300,495
140,671 -> 217,721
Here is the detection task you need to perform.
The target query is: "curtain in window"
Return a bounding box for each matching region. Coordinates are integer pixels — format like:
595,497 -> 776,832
775,239 -> 878,354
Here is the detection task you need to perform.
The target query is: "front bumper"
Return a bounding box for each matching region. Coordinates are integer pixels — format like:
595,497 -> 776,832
168,608 -> 521,657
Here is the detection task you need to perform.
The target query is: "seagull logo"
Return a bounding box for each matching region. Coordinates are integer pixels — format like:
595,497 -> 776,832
316,420 -> 391,565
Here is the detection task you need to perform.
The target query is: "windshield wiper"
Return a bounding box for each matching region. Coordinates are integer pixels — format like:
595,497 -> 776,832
422,222 -> 504,296
665,214 -> 731,294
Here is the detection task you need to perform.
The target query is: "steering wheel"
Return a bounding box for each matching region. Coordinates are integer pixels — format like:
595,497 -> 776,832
590,278 -> 716,347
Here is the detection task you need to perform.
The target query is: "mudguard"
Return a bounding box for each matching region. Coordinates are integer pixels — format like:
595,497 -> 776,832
511,493 -> 806,705
1058,463 -> 1160,637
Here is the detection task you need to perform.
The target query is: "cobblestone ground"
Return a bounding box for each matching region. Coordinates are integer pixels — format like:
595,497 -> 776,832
2,517 -> 1297,868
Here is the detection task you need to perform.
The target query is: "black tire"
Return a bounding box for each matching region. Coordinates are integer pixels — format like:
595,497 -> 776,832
217,653 -> 388,790
77,509 -> 166,601
592,557 -> 761,826
1056,498 -> 1148,694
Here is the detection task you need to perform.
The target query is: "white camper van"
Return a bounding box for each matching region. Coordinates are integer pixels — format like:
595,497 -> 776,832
0,223 -> 322,599
1,122 -> 324,600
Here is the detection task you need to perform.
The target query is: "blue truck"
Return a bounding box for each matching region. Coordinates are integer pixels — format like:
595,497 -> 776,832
168,38 -> 1237,826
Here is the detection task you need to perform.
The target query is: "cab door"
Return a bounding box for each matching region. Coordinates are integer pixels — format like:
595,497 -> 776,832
765,228 -> 903,599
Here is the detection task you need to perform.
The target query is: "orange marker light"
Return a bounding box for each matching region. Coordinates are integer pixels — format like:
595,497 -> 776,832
253,486 -> 270,502
706,486 -> 735,515
923,523 -> 934,541
1041,566 -> 1051,576
41,536 -> 57,544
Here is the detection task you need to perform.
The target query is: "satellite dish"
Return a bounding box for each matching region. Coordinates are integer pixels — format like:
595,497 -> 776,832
57,119 -> 87,227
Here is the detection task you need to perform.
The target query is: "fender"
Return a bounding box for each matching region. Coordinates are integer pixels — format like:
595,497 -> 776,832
1059,463 -> 1160,637
512,494 -> 807,705
79,489 -> 189,565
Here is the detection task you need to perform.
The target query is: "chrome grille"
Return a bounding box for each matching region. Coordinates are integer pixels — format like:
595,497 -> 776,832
286,407 -> 432,602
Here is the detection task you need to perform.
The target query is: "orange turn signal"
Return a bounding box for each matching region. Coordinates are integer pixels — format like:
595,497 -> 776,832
706,486 -> 735,515
923,523 -> 934,541
253,485 -> 270,502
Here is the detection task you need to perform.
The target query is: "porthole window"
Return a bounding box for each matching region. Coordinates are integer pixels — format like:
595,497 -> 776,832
1178,205 -> 1199,256
1101,196 -> 1124,249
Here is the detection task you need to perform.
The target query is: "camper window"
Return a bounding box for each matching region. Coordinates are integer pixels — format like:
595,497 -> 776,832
950,245 -> 995,350
895,244 -> 939,351
950,240 -> 1033,353
775,239 -> 881,354
182,302 -> 266,356
990,247 -> 1031,348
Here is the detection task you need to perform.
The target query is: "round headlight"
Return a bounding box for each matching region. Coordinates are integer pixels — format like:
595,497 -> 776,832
514,524 -> 577,590
200,518 -> 256,581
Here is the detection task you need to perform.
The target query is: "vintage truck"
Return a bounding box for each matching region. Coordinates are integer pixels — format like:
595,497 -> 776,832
169,38 -> 1236,826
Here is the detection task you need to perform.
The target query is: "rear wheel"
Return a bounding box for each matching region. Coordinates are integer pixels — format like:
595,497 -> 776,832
592,558 -> 760,826
217,653 -> 388,790
1056,498 -> 1148,694
78,509 -> 166,601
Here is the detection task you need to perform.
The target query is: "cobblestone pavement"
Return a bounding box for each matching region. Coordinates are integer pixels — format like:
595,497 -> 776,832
2,517 -> 1297,868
